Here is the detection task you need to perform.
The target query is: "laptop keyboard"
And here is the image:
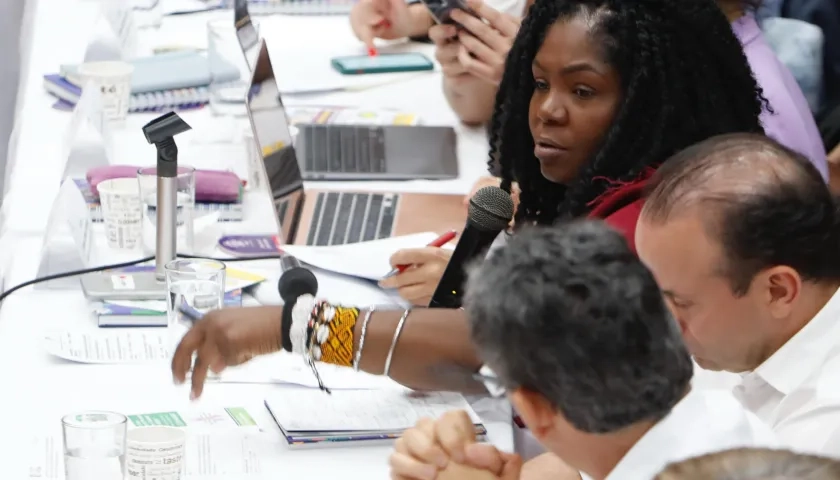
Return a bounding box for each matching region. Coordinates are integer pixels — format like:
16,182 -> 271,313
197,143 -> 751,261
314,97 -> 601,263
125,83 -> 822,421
307,192 -> 398,246
300,125 -> 387,174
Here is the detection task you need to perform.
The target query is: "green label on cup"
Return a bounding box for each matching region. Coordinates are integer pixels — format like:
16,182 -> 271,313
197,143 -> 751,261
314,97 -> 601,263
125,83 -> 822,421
128,412 -> 187,427
225,407 -> 256,426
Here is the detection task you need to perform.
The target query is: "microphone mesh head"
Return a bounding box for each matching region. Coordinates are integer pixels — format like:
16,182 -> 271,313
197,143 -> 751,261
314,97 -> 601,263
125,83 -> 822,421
468,186 -> 515,232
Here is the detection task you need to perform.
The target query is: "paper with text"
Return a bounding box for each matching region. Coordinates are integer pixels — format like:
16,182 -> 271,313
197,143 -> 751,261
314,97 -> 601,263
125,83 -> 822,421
281,232 -> 439,281
265,390 -> 481,433
44,330 -> 168,364
219,352 -> 398,390
127,406 -> 259,431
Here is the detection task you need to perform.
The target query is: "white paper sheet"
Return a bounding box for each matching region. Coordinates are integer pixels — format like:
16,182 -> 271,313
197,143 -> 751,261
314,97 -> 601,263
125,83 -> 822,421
29,431 -> 280,480
265,390 -> 481,432
44,331 -> 169,364
218,351 -> 399,390
281,232 -> 440,281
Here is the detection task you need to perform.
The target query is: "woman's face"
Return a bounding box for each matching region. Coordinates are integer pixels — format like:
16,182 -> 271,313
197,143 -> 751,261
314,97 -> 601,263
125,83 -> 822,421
528,17 -> 621,184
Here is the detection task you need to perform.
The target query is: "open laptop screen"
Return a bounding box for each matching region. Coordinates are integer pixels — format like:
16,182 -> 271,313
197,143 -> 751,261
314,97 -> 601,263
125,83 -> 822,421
234,0 -> 260,70
246,40 -> 304,244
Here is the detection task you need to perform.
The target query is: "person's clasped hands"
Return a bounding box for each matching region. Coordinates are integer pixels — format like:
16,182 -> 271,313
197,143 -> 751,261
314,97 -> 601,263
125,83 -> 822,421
431,0 -> 520,86
390,410 -> 523,480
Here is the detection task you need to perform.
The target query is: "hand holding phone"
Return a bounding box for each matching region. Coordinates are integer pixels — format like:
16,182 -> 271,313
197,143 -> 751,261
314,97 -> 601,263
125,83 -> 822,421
420,0 -> 479,25
437,0 -> 521,86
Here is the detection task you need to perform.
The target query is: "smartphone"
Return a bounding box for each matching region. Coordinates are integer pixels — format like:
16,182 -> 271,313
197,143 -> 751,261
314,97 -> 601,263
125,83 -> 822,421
331,53 -> 434,75
419,0 -> 478,24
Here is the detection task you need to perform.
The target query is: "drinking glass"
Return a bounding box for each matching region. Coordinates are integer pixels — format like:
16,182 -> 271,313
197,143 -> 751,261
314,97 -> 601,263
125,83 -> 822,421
136,166 -> 196,255
207,18 -> 260,116
164,259 -> 226,355
62,411 -> 127,480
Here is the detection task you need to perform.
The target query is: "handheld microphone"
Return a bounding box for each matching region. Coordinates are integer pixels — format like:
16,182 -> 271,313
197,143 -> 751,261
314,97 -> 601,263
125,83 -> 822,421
429,186 -> 514,308
277,254 -> 318,303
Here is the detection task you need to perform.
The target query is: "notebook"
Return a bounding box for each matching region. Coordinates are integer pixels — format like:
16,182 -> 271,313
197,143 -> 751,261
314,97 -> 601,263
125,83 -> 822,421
60,51 -> 240,94
45,75 -> 209,113
264,389 -> 487,447
247,0 -> 355,15
73,178 -> 244,223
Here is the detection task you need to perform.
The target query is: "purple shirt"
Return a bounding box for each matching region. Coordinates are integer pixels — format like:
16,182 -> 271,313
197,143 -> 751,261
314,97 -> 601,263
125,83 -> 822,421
733,16 -> 828,181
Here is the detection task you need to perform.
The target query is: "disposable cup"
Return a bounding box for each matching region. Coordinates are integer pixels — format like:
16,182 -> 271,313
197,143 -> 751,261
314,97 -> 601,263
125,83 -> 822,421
125,426 -> 186,480
98,178 -> 142,250
77,61 -> 134,124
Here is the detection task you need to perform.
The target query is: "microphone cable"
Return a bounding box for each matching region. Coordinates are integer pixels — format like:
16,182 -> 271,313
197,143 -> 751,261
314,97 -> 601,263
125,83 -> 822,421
0,253 -> 283,304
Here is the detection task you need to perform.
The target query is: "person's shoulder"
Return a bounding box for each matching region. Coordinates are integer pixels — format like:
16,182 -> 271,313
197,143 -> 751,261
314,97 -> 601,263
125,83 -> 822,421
588,179 -> 648,253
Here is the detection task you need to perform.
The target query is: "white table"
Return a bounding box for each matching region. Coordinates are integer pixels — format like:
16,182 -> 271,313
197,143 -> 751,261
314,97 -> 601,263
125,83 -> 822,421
0,0 -> 510,477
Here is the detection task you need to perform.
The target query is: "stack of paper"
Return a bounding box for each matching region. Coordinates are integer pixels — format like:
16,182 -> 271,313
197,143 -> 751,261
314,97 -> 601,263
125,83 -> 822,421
265,389 -> 486,447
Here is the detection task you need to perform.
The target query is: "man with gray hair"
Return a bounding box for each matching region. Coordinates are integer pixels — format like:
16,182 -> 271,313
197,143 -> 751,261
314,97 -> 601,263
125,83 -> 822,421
390,222 -> 776,480
636,133 -> 840,456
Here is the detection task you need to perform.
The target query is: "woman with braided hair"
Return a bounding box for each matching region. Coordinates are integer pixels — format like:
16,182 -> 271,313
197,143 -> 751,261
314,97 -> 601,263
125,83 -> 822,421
380,0 -> 767,305
172,0 -> 765,443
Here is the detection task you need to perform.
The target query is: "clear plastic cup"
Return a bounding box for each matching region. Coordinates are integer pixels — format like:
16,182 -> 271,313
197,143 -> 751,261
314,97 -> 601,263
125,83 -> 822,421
164,258 -> 226,355
98,178 -> 142,250
77,61 -> 134,125
62,411 -> 127,480
125,426 -> 186,480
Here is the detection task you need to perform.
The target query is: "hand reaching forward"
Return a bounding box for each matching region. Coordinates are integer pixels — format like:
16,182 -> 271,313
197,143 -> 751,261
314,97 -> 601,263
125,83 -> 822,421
451,0 -> 520,85
171,306 -> 283,399
379,247 -> 453,306
390,410 -> 522,480
350,0 -> 415,48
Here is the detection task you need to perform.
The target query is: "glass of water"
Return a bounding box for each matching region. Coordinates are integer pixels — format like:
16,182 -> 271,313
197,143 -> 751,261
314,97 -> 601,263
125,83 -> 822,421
164,259 -> 226,355
137,166 -> 196,255
62,411 -> 127,480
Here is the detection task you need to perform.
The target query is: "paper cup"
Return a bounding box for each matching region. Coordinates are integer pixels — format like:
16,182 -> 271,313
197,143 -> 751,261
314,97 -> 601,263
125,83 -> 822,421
98,178 -> 142,250
126,426 -> 186,480
77,61 -> 134,124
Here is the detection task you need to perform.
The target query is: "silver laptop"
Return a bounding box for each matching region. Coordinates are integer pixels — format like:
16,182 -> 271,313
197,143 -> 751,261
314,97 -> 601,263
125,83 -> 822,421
247,40 -> 467,246
234,0 -> 260,70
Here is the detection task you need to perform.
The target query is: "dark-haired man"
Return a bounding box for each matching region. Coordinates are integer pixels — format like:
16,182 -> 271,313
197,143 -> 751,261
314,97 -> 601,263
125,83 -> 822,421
636,133 -> 840,455
389,223 -> 776,480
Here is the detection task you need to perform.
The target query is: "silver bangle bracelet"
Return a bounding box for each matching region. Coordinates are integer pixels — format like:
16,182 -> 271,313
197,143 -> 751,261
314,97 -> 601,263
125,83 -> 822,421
383,308 -> 411,377
353,306 -> 376,372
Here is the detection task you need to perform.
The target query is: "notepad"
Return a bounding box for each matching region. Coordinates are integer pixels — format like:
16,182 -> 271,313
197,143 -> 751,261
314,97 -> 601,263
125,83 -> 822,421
264,389 -> 487,447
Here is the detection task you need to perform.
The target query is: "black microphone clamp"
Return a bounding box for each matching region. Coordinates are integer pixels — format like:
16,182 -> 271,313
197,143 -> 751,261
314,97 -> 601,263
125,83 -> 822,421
277,254 -> 319,303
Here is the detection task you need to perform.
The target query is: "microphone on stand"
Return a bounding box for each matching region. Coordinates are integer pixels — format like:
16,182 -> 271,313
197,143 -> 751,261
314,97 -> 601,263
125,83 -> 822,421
142,112 -> 192,281
277,254 -> 318,303
429,186 -> 515,309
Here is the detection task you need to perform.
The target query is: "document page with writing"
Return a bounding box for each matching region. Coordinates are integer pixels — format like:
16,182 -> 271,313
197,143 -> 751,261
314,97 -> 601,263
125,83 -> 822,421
265,390 -> 482,433
44,330 -> 168,363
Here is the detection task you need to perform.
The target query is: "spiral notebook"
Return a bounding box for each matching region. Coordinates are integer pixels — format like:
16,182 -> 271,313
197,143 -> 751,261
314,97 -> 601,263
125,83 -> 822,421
264,389 -> 487,448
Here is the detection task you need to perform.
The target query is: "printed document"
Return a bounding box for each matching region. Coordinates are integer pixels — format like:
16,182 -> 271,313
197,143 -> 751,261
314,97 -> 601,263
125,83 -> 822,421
44,330 -> 168,364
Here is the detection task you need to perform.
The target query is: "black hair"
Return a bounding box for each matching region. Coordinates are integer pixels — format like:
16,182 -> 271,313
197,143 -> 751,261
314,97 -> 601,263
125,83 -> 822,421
488,0 -> 766,228
643,133 -> 840,295
465,222 -> 692,432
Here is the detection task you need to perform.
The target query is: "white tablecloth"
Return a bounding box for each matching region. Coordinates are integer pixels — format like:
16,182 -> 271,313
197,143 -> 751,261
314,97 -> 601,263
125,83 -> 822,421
0,0 -> 510,477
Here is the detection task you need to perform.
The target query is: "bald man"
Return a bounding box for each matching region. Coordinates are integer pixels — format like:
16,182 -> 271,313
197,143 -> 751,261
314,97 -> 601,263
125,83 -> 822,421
636,133 -> 840,456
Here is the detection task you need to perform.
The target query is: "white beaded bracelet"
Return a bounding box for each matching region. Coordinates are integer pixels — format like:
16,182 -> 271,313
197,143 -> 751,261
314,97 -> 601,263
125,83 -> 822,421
290,294 -> 315,356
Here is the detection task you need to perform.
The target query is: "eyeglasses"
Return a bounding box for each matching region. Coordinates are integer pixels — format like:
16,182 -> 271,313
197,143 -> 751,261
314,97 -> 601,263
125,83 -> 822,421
474,366 -> 507,398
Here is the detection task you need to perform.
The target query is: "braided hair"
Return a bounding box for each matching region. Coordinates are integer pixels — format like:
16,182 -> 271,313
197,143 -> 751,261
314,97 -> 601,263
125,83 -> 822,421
489,0 -> 767,227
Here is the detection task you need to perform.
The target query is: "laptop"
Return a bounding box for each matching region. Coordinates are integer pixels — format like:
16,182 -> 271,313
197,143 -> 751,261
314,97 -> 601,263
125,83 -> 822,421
234,0 -> 260,70
246,40 -> 467,246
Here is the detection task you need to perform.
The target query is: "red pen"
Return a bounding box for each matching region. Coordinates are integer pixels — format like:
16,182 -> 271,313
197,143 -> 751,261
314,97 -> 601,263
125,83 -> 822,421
382,230 -> 457,279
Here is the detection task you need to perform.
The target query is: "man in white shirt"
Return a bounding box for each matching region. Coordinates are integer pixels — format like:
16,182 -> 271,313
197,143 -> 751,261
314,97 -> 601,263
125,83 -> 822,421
636,133 -> 840,456
389,222 -> 776,480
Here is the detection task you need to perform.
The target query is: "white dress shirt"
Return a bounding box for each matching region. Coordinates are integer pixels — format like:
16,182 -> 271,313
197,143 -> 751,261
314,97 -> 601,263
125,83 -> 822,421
605,388 -> 778,479
731,286 -> 840,456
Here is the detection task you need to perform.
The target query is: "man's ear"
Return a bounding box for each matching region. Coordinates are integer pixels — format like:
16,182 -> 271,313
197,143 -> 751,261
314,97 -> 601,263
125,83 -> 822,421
758,266 -> 801,320
510,387 -> 556,441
